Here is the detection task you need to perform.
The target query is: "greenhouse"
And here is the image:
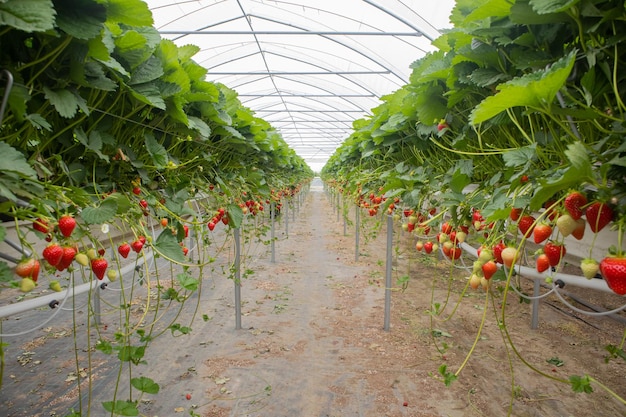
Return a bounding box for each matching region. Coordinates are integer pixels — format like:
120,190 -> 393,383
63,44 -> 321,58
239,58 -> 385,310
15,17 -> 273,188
0,0 -> 625,416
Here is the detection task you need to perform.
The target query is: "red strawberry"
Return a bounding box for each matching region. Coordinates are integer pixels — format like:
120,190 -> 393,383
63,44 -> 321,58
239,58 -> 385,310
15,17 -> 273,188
599,256 -> 626,295
182,247 -> 189,256
481,260 -> 498,280
533,223 -> 552,244
139,199 -> 148,209
447,246 -> 462,260
118,243 -> 131,258
43,244 -> 64,266
138,235 -> 146,244
91,257 -> 108,280
183,225 -> 189,238
536,254 -> 551,273
510,208 -> 522,222
132,186 -> 141,195
15,258 -> 41,282
492,241 -> 506,264
564,191 -> 587,220
543,241 -> 566,267
131,240 -> 144,253
423,241 -> 433,254
56,246 -> 77,271
33,218 -> 50,234
208,221 -> 216,231
518,215 -> 535,238
585,202 -> 613,233
58,215 -> 76,237
571,218 -> 585,240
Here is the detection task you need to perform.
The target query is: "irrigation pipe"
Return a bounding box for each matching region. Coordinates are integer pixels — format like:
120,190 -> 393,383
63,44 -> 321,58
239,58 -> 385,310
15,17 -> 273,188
0,249 -> 154,321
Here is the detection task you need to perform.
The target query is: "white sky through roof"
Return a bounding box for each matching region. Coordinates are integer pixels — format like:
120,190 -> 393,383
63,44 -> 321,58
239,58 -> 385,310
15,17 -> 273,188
146,0 -> 456,172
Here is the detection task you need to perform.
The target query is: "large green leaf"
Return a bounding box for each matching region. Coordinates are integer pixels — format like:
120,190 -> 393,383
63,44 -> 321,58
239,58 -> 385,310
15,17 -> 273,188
43,87 -> 87,119
129,56 -> 164,85
530,0 -> 580,14
102,400 -> 138,417
80,198 -> 118,225
145,134 -> 168,169
154,230 -> 186,263
0,142 -> 37,179
227,203 -> 244,229
106,0 -> 153,27
470,51 -> 576,124
130,377 -> 160,395
55,0 -> 106,39
0,0 -> 56,32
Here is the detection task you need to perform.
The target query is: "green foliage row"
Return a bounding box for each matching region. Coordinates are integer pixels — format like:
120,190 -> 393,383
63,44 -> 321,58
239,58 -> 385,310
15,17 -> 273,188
322,0 -> 625,228
0,0 -> 312,223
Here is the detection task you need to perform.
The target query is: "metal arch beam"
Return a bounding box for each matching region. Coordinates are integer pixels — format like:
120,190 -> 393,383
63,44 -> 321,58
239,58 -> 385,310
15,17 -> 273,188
159,30 -> 423,36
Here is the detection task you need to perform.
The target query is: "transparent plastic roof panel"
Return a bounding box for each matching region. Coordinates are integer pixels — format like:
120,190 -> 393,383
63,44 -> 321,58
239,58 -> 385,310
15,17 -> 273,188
147,0 -> 454,171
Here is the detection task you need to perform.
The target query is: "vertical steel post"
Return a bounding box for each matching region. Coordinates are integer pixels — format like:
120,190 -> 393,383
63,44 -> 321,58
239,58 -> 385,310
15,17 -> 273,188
270,202 -> 276,263
531,278 -> 540,329
355,205 -> 360,262
234,228 -> 242,329
384,215 -> 393,331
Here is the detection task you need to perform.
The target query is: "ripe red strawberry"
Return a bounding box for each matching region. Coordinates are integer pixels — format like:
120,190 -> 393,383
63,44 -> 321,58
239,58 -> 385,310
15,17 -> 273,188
543,241 -> 566,267
518,215 -> 535,238
481,260 -> 498,280
139,199 -> 148,209
91,257 -> 108,280
599,256 -> 626,295
207,221 -> 216,231
132,186 -> 141,195
571,218 -> 585,240
492,241 -> 506,264
510,207 -> 522,222
183,225 -> 189,238
33,218 -> 50,234
533,223 -> 552,244
423,241 -> 433,254
536,254 -> 551,273
56,246 -> 77,271
15,258 -> 41,282
585,202 -> 613,233
447,246 -> 462,260
556,214 -> 577,237
131,240 -> 144,253
564,191 -> 587,220
58,215 -> 76,237
580,258 -> 599,280
43,244 -> 64,266
118,243 -> 131,258
182,246 -> 189,256
437,120 -> 448,131
138,235 -> 146,244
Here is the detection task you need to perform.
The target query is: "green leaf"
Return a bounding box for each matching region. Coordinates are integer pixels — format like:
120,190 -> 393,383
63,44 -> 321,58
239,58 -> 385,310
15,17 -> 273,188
227,203 -> 244,229
144,134 -> 168,169
106,0 -> 153,27
154,229 -> 186,263
55,0 -> 106,40
449,172 -> 471,194
470,51 -> 576,124
530,0 -> 580,14
131,377 -> 160,395
129,56 -> 164,85
569,375 -> 593,393
177,273 -> 199,292
25,113 -> 52,131
0,142 -> 37,179
80,198 -> 118,225
0,261 -> 13,283
502,145 -> 537,167
102,400 -> 139,416
43,87 -> 82,119
0,0 -> 56,32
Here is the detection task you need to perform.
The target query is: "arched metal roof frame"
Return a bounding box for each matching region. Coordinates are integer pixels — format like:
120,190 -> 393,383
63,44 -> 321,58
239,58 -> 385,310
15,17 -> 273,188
147,0 -> 454,171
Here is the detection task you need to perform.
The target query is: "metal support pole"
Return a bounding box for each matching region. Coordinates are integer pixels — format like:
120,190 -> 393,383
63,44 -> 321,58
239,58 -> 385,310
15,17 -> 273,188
234,228 -> 242,330
384,215 -> 393,331
285,200 -> 289,236
336,192 -> 340,222
531,278 -> 540,330
93,285 -> 102,325
355,206 -> 360,262
292,199 -> 296,222
270,202 -> 276,263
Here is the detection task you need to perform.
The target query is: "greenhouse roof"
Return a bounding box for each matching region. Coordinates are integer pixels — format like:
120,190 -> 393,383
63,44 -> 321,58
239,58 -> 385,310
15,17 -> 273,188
146,0 -> 455,172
